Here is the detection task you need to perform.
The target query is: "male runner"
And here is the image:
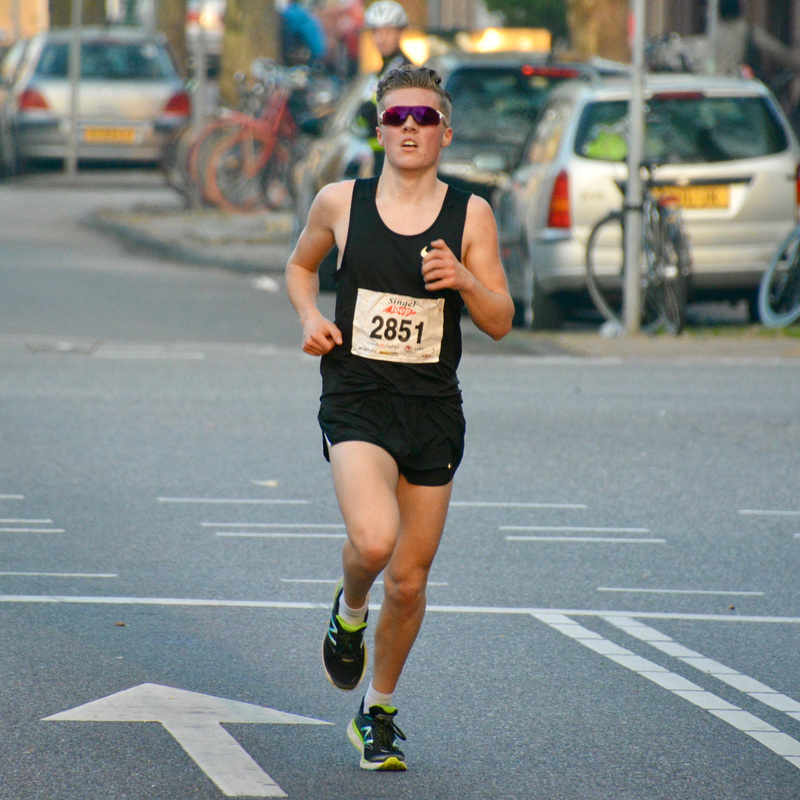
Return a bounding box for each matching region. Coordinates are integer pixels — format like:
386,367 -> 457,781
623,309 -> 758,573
286,65 -> 513,770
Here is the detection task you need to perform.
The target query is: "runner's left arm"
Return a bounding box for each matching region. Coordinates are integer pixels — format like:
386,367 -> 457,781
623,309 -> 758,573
420,195 -> 513,340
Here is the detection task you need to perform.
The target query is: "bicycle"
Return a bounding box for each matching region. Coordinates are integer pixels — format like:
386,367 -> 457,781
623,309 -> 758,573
758,224 -> 800,327
160,60 -> 299,210
585,166 -> 692,335
199,63 -> 310,213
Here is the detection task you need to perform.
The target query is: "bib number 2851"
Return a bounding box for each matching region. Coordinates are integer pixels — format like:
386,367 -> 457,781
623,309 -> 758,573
352,288 -> 444,364
370,315 -> 424,344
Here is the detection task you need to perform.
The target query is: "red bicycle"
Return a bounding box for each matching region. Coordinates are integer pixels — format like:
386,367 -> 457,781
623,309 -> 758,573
200,64 -> 308,213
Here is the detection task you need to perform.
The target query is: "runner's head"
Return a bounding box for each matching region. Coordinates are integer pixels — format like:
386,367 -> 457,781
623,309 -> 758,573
376,66 -> 452,126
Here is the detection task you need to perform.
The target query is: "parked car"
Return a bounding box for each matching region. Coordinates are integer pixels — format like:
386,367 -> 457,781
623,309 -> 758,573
426,50 -> 623,202
495,73 -> 800,328
290,50 -> 622,286
0,27 -> 190,171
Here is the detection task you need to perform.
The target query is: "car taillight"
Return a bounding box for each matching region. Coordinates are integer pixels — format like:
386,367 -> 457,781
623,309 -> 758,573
796,163 -> 800,209
18,88 -> 48,111
547,170 -> 571,229
163,91 -> 191,116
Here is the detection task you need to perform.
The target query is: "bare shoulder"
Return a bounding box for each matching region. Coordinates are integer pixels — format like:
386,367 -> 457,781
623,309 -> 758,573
311,179 -> 356,221
463,193 -> 499,248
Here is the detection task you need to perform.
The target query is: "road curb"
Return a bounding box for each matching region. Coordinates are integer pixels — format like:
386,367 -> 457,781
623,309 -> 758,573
82,208 -> 293,274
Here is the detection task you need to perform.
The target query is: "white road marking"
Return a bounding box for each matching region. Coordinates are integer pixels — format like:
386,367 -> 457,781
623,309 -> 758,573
0,528 -> 65,534
597,587 -> 764,596
216,532 -> 346,539
252,276 -> 281,292
535,613 -> 800,771
280,578 -> 448,586
502,525 -> 650,533
92,346 -> 205,360
3,595 -> 800,624
0,495 -> 24,500
44,683 -> 330,797
506,536 -> 665,544
451,501 -> 587,509
0,572 -> 117,578
606,616 -> 800,724
202,522 -> 344,529
0,519 -> 53,523
739,509 -> 800,516
159,498 -> 309,505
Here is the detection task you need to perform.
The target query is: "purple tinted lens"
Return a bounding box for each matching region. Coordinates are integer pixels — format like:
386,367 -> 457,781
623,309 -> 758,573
381,106 -> 443,126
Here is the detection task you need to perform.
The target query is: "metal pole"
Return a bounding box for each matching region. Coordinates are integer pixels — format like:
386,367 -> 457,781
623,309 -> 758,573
623,0 -> 646,335
706,0 -> 720,75
192,27 -> 208,129
65,0 -> 83,178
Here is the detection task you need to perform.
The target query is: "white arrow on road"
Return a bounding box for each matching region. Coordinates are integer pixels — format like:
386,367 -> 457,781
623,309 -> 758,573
43,683 -> 331,797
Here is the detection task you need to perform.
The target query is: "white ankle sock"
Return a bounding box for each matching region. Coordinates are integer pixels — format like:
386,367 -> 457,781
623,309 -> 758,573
339,593 -> 368,627
363,681 -> 394,711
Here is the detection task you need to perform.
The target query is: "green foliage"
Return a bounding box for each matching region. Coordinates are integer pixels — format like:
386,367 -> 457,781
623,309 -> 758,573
483,0 -> 568,41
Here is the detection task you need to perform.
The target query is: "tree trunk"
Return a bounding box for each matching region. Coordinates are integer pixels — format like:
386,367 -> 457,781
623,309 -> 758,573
49,0 -> 107,28
219,0 -> 278,108
566,0 -> 630,62
157,0 -> 189,78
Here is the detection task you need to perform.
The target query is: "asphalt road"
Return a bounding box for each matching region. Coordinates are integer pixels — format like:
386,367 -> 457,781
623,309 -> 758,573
1,167 -> 800,800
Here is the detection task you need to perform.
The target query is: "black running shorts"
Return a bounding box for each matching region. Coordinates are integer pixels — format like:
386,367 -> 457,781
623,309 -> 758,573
318,390 -> 465,487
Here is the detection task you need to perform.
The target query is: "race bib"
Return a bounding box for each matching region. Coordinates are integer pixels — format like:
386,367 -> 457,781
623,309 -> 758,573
351,288 -> 444,364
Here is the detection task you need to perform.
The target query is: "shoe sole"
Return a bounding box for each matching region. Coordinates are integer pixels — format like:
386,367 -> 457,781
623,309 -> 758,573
321,637 -> 368,691
347,718 -> 407,771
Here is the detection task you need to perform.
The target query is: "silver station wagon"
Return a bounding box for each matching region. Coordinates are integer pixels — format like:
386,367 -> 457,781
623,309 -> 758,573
495,74 -> 800,328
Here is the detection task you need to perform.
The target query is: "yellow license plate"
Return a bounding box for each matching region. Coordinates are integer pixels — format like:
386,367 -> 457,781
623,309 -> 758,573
652,184 -> 730,209
82,127 -> 138,144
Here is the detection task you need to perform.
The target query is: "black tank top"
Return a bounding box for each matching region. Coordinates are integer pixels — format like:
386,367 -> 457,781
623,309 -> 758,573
320,177 -> 470,398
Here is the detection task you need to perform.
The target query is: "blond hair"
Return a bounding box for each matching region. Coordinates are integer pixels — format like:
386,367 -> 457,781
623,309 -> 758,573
376,65 -> 452,124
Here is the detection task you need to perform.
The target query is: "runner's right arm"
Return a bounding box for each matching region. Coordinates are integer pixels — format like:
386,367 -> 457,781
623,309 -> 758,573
286,182 -> 350,356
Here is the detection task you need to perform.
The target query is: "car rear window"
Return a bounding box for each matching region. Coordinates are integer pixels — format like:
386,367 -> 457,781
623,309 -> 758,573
35,40 -> 177,80
446,65 -> 583,145
575,94 -> 789,163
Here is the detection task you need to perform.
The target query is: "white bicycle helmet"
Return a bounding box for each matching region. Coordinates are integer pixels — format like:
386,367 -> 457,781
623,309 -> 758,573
364,0 -> 408,29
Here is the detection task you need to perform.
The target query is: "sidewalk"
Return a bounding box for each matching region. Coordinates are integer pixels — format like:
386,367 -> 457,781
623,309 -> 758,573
83,203 -> 800,361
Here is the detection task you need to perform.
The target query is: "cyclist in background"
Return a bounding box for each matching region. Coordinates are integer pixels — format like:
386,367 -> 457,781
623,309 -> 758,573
357,0 -> 413,170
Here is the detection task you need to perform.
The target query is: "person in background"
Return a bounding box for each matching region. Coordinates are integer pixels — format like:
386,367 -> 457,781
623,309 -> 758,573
281,0 -> 328,67
356,0 -> 412,170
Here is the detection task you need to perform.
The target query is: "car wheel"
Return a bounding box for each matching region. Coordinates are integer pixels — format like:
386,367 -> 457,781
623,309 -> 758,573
531,276 -> 563,330
513,236 -> 563,330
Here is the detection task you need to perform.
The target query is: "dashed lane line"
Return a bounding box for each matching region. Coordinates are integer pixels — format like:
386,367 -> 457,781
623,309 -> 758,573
506,536 -> 665,544
534,612 -> 800,771
605,616 -> 800,724
597,588 -> 765,597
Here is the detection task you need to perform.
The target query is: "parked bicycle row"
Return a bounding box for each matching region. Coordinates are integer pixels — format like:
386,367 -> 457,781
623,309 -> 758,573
161,59 -> 339,213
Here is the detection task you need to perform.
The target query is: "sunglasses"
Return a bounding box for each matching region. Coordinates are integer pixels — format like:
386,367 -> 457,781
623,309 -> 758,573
379,105 -> 446,127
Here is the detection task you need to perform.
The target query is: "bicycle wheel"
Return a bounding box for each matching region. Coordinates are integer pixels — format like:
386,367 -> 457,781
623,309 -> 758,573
204,128 -> 291,213
643,205 -> 691,335
187,120 -> 244,200
160,123 -> 197,199
758,225 -> 800,327
585,211 -> 625,326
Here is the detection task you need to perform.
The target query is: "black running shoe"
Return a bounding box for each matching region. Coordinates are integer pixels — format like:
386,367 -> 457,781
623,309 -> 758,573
347,700 -> 407,771
322,581 -> 368,691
